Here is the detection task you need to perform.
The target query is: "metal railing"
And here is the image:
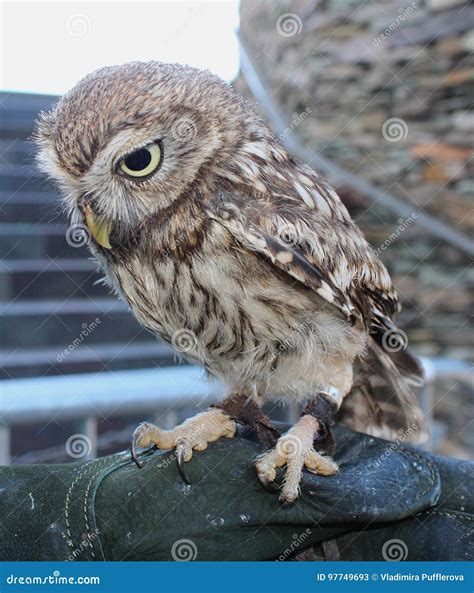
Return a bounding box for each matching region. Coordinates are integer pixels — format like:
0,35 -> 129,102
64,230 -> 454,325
0,357 -> 472,465
238,35 -> 474,257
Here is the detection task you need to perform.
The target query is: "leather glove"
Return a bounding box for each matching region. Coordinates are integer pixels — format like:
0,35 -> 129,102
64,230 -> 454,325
0,425 -> 472,561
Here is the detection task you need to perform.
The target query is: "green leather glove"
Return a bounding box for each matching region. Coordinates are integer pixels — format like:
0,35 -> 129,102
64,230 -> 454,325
0,425 -> 472,561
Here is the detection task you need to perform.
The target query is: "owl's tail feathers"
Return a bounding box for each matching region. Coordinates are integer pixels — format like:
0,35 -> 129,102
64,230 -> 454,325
339,338 -> 428,444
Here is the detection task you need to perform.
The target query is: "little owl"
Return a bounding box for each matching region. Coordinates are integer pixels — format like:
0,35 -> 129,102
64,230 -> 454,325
36,62 -> 425,503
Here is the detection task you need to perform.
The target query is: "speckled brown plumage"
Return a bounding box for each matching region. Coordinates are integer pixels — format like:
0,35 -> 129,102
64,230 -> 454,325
36,61 -> 425,502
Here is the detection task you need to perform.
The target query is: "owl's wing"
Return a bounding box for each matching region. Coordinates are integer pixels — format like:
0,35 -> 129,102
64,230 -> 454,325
207,186 -> 425,438
207,188 -> 398,333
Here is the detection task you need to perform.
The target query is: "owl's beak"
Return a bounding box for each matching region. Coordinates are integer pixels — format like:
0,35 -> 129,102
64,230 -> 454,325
83,203 -> 112,249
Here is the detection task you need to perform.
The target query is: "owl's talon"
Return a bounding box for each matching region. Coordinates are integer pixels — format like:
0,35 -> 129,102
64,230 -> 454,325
130,445 -> 144,469
130,410 -> 236,479
175,441 -> 191,485
256,473 -> 280,493
256,415 -> 338,503
131,422 -> 157,468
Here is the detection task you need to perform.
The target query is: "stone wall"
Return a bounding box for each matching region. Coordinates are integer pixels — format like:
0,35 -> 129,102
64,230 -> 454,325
236,0 -> 473,458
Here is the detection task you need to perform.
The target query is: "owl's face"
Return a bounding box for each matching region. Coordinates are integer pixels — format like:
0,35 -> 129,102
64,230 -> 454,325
36,61 -> 258,248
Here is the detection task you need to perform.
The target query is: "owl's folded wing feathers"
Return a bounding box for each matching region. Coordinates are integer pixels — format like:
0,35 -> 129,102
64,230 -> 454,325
208,186 -> 399,334
207,184 -> 425,440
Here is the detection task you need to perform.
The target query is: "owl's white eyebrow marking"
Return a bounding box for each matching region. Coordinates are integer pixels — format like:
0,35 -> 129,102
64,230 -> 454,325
91,129 -> 161,172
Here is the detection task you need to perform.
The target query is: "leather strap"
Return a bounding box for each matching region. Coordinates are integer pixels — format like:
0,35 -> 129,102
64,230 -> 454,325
212,393 -> 280,448
303,392 -> 341,455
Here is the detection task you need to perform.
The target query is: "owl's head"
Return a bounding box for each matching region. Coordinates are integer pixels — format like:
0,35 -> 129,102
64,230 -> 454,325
36,61 -> 270,249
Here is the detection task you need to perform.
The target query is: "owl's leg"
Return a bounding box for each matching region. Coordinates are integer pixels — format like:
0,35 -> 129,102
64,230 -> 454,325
131,408 -> 236,481
212,393 -> 280,448
255,390 -> 341,504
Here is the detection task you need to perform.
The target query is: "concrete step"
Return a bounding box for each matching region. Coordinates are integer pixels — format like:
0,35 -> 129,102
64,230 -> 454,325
0,340 -> 175,379
0,94 -> 57,140
0,139 -> 34,166
0,191 -> 58,205
0,298 -> 126,317
0,302 -> 147,349
0,227 -> 88,259
0,201 -> 63,223
0,258 -> 97,273
0,91 -> 57,112
0,165 -> 48,191
0,265 -> 106,300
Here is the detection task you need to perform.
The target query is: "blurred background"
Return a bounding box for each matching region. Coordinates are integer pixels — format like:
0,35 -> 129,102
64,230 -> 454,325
0,0 -> 472,466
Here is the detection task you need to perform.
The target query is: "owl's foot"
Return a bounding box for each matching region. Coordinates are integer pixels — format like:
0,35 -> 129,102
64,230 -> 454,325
213,392 -> 280,448
131,409 -> 236,482
255,415 -> 338,504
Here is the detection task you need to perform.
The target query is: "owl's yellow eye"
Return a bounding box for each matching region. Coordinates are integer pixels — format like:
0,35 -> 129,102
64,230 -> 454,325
118,141 -> 162,179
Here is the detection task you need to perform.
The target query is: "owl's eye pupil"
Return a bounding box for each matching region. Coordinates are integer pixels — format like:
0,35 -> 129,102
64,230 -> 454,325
118,140 -> 162,179
124,148 -> 152,172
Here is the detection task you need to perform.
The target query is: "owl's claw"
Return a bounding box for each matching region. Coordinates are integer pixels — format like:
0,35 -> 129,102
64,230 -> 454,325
130,443 -> 144,469
175,440 -> 191,485
256,472 -> 280,493
255,415 -> 338,503
130,410 -> 236,483
130,430 -> 155,468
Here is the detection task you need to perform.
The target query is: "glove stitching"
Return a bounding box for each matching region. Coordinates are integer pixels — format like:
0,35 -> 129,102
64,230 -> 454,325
397,449 -> 438,502
85,455 -> 132,561
64,461 -> 96,553
82,457 -> 120,560
424,509 -> 474,522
